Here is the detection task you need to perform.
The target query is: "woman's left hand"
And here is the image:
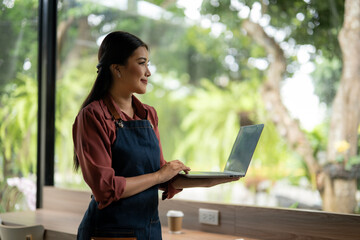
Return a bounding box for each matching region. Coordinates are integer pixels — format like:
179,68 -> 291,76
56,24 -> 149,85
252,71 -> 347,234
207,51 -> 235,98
204,177 -> 241,187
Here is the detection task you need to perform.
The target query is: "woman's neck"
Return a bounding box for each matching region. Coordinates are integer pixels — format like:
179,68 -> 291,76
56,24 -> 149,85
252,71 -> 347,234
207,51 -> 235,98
110,92 -> 134,117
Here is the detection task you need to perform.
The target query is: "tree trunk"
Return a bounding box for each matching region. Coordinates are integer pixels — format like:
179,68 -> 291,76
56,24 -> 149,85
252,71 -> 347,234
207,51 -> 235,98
242,20 -> 320,183
56,16 -> 94,80
327,0 -> 360,161
56,16 -> 75,75
320,171 -> 357,213
321,0 -> 360,213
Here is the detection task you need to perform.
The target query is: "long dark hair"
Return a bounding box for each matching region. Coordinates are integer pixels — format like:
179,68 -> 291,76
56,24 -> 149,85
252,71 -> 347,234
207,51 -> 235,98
74,31 -> 148,171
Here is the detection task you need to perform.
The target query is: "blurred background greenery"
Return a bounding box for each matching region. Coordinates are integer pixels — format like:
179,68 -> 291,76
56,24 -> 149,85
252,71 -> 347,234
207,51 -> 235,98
1,0 -> 359,214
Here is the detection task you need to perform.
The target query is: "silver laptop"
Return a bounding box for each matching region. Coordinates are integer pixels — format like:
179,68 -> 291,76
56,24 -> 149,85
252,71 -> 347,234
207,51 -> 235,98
180,124 -> 264,178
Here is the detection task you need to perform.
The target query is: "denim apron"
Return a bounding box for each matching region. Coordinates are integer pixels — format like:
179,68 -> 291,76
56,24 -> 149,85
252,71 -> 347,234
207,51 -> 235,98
77,100 -> 162,240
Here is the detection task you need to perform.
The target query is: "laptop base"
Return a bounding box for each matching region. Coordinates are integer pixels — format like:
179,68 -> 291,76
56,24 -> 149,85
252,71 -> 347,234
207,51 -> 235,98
179,171 -> 244,179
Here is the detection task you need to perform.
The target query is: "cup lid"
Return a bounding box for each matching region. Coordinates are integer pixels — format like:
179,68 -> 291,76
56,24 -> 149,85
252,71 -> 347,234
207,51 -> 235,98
166,210 -> 184,217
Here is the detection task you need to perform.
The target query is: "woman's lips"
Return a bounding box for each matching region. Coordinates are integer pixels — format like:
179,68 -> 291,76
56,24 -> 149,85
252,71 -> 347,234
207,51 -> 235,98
141,79 -> 148,84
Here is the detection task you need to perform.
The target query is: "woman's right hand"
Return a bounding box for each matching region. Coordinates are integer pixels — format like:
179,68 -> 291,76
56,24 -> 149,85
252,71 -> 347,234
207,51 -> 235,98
156,160 -> 191,184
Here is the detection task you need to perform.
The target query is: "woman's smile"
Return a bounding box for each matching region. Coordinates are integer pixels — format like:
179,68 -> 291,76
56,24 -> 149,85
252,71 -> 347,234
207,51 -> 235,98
141,78 -> 148,85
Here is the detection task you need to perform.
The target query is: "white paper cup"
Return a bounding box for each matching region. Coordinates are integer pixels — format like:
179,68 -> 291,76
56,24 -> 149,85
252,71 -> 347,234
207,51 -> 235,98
166,210 -> 184,234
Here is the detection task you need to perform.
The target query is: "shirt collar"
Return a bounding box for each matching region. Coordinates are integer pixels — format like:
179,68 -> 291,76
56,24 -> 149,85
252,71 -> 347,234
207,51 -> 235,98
131,95 -> 147,119
106,94 -> 147,120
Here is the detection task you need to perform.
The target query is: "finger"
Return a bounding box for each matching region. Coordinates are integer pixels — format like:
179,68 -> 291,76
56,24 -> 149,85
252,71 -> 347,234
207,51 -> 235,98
172,159 -> 189,167
182,165 -> 191,170
171,160 -> 190,170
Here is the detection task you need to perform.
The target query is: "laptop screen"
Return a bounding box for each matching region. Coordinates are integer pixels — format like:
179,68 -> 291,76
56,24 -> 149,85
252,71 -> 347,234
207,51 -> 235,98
224,124 -> 264,175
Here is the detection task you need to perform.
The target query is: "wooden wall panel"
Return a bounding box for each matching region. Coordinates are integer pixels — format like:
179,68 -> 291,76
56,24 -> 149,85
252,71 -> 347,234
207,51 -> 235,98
234,206 -> 360,240
43,186 -> 90,215
42,187 -> 360,240
159,199 -> 236,235
159,198 -> 360,240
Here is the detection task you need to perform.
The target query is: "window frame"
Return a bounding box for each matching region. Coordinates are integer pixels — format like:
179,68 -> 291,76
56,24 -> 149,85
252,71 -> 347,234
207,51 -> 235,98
36,0 -> 57,208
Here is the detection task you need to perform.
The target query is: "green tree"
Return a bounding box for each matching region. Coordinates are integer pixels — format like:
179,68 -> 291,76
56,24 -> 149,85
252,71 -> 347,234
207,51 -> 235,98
0,0 -> 38,89
0,74 -> 38,212
0,74 -> 38,178
200,0 -> 359,213
0,0 -> 39,212
174,79 -> 299,181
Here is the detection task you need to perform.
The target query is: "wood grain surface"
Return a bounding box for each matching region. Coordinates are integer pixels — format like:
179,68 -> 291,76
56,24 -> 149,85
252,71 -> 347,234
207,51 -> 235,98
1,187 -> 359,240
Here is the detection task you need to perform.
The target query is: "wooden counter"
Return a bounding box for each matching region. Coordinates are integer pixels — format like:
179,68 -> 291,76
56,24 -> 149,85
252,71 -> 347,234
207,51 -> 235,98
162,226 -> 256,240
0,209 -> 251,240
2,187 -> 359,240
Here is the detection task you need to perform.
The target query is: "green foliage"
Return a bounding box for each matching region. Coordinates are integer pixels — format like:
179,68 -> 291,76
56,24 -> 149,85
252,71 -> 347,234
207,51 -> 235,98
0,74 -> 38,178
180,26 -> 225,84
201,0 -> 344,91
346,156 -> 360,171
263,0 -> 343,58
253,122 -> 305,183
54,56 -> 97,190
58,0 -> 108,20
289,202 -> 299,209
305,122 -> 328,159
0,1 -> 39,211
138,72 -> 190,161
174,79 -> 257,169
0,0 -> 38,88
0,74 -> 38,212
312,57 -> 342,107
52,0 -> 311,189
145,0 -> 186,17
171,79 -> 301,182
2,0 -> 349,210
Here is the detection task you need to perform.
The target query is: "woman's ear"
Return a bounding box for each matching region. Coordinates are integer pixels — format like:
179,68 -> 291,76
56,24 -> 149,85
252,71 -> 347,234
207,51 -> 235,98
110,64 -> 121,78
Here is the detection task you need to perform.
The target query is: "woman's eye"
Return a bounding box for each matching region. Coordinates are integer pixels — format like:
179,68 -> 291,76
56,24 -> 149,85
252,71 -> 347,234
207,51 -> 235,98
139,62 -> 150,67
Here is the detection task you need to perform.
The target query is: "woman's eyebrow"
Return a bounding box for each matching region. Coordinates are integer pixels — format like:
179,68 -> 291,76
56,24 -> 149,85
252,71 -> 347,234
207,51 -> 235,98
137,57 -> 148,61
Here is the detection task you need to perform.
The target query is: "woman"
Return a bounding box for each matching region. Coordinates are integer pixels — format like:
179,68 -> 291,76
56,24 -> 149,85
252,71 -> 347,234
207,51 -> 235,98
73,31 -> 238,240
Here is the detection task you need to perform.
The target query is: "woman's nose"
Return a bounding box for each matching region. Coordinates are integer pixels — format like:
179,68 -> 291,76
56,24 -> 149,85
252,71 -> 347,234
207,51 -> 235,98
145,66 -> 151,77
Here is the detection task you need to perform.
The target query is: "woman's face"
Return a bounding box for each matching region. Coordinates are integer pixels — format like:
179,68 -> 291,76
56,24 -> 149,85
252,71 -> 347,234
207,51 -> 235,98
115,46 -> 151,95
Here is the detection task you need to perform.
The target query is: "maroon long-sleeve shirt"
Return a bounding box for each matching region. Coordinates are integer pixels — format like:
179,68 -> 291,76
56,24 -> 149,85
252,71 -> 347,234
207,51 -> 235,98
73,95 -> 181,209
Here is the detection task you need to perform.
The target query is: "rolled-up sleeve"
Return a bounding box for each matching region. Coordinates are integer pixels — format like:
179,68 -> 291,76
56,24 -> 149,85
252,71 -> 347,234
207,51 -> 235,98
73,106 -> 125,209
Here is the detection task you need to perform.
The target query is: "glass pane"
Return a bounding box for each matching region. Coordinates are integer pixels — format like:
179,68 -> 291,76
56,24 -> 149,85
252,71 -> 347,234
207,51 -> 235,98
0,0 -> 38,212
56,0 -> 358,214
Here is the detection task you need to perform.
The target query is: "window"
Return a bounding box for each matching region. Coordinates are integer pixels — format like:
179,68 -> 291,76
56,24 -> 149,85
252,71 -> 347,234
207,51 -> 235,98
0,0 -> 39,212
56,0 -> 360,214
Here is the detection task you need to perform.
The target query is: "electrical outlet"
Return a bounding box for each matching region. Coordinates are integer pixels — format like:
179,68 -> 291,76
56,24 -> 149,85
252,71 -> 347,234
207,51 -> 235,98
199,208 -> 219,225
